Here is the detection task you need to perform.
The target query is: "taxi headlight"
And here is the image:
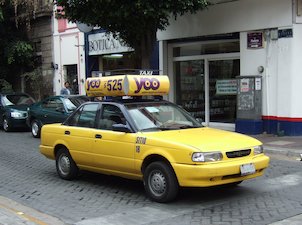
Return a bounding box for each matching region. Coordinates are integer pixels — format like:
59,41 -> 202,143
192,152 -> 223,162
254,145 -> 264,155
11,111 -> 23,118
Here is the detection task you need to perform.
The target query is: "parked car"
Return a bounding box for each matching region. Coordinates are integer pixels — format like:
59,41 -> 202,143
27,95 -> 90,138
0,93 -> 35,132
40,98 -> 270,203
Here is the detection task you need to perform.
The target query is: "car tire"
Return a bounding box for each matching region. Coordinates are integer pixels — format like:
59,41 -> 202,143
2,117 -> 11,132
143,161 -> 179,203
55,148 -> 78,180
31,120 -> 41,138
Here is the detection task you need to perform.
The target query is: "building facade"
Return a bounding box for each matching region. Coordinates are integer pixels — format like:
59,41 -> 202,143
52,6 -> 86,95
158,0 -> 302,136
25,0 -> 53,99
85,29 -> 138,77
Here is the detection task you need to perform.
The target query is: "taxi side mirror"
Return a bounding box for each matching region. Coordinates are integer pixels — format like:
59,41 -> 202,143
112,124 -> 130,133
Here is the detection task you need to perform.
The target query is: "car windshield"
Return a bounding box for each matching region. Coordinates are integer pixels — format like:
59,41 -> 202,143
125,102 -> 202,131
63,96 -> 89,112
3,94 -> 35,106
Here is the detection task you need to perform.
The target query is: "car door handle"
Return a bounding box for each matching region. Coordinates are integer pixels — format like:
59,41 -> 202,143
95,134 -> 102,139
65,130 -> 70,135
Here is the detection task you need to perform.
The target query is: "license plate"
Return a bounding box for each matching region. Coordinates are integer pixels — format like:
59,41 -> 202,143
240,163 -> 256,176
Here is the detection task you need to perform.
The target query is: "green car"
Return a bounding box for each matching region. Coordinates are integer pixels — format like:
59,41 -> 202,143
27,95 -> 90,138
0,93 -> 35,132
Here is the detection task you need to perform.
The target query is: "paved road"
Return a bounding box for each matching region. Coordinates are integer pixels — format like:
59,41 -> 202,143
1,131 -> 302,225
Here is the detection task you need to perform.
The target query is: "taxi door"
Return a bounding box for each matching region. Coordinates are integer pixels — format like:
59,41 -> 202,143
63,103 -> 99,167
92,104 -> 137,175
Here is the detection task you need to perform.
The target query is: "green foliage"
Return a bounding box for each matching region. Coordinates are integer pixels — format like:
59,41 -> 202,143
0,2 -> 34,88
21,67 -> 44,100
21,67 -> 42,83
57,0 -> 209,67
0,79 -> 13,92
7,41 -> 33,65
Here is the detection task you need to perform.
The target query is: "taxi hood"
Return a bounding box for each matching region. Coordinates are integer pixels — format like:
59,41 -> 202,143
142,127 -> 262,152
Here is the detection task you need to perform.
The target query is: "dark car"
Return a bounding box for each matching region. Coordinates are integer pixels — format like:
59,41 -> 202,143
27,95 -> 90,138
0,93 -> 35,132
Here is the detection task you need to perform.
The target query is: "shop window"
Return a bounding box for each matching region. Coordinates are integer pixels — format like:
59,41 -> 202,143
174,60 -> 205,121
209,59 -> 239,123
173,41 -> 239,57
64,64 -> 78,94
102,52 -> 137,71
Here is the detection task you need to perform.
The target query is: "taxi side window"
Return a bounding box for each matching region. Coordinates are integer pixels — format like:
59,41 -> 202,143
98,104 -> 125,130
69,104 -> 98,128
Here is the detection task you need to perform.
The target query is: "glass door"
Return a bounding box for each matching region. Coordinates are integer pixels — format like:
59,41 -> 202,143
174,60 -> 205,122
208,59 -> 239,123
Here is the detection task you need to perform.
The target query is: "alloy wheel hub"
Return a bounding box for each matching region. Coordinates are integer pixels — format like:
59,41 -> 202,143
149,172 -> 166,196
59,155 -> 70,175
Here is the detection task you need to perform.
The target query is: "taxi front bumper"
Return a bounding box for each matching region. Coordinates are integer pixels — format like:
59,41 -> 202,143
172,155 -> 270,187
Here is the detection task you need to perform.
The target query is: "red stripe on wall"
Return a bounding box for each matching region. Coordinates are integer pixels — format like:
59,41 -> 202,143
262,116 -> 302,122
58,19 -> 67,33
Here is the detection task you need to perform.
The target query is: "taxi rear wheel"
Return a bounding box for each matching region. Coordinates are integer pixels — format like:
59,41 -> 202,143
56,148 -> 78,180
143,161 -> 179,203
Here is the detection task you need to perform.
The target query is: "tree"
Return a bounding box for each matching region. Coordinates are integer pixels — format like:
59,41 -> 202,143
0,0 -> 49,95
57,0 -> 208,68
0,1 -> 34,92
1,0 -> 42,28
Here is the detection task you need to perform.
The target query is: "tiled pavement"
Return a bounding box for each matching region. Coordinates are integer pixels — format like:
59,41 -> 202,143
1,133 -> 302,225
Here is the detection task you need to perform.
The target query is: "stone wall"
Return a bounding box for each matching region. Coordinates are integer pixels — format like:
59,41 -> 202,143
27,15 -> 54,100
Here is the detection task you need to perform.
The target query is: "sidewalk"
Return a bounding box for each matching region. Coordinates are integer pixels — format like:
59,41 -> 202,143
0,134 -> 302,225
0,196 -> 64,225
253,133 -> 302,158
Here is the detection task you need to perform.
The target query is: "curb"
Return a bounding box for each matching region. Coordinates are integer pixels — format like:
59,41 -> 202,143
264,145 -> 302,158
268,213 -> 302,225
0,196 -> 65,225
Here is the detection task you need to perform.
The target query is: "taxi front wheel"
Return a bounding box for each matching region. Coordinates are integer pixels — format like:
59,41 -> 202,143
143,161 -> 179,203
56,148 -> 78,180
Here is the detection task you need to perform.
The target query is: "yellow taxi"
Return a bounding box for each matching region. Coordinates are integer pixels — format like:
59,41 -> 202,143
40,74 -> 270,202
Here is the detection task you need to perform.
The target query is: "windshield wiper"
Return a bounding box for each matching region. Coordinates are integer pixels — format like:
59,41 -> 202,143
139,127 -> 162,132
179,125 -> 201,129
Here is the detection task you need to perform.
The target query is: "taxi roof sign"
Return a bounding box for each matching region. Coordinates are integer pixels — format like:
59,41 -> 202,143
85,75 -> 170,97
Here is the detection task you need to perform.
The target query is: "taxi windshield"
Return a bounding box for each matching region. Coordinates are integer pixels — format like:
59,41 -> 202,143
125,102 -> 202,131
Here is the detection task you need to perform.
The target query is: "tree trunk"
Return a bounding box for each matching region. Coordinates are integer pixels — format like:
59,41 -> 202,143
141,54 -> 150,69
138,29 -> 157,69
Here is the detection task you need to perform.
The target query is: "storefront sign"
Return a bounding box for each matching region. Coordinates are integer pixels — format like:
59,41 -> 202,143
240,79 -> 250,92
255,78 -> 261,90
278,29 -> 293,38
88,32 -> 133,56
216,79 -> 237,95
247,32 -> 263,49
